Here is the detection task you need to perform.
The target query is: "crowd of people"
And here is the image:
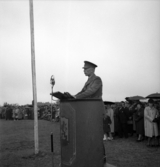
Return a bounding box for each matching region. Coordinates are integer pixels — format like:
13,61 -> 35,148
0,103 -> 60,122
1,98 -> 160,148
0,105 -> 33,120
103,99 -> 160,147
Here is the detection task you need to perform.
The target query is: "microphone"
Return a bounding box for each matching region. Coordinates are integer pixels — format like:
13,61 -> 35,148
50,75 -> 55,96
50,75 -> 55,87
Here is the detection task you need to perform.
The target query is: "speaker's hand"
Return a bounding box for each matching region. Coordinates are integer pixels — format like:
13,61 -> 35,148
64,92 -> 75,99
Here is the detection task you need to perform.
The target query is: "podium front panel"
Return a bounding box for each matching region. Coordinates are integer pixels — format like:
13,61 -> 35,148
60,99 -> 104,167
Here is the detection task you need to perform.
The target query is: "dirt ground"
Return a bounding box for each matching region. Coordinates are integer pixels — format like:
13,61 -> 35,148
0,119 -> 160,167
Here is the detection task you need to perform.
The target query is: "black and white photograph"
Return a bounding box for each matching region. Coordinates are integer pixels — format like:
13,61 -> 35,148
0,0 -> 160,167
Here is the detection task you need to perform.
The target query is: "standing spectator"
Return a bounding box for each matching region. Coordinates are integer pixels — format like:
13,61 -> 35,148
12,106 -> 16,121
5,106 -> 9,120
126,101 -> 134,136
27,108 -> 32,119
106,103 -> 114,140
135,102 -> 144,141
31,108 -> 34,119
144,99 -> 159,146
152,102 -> 160,146
39,107 -> 43,119
52,105 -> 57,120
15,106 -> 19,120
5,106 -> 12,120
118,101 -> 129,138
23,107 -> 28,120
2,107 -> 6,119
22,107 -> 26,119
128,102 -> 137,136
17,107 -> 23,120
0,107 -> 2,119
114,103 -> 120,137
55,108 -> 60,122
103,109 -> 112,141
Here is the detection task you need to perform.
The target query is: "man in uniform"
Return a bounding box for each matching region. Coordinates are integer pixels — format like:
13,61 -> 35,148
74,61 -> 103,99
65,61 -> 103,99
65,61 -> 106,164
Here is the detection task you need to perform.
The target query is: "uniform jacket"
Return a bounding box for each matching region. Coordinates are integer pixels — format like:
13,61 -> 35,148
75,74 -> 103,99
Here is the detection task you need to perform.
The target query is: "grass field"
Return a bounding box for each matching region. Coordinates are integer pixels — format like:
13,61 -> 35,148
0,119 -> 160,167
0,119 -> 60,167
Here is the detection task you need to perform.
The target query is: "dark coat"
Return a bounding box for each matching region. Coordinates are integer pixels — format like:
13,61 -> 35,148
153,114 -> 160,134
5,107 -> 12,120
114,107 -> 120,132
75,74 -> 103,99
135,108 -> 144,135
118,107 -> 129,124
103,115 -> 111,133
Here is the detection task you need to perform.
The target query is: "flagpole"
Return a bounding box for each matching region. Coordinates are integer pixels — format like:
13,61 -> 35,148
29,0 -> 39,154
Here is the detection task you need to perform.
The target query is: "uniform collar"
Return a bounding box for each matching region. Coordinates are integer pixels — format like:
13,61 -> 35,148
88,73 -> 96,80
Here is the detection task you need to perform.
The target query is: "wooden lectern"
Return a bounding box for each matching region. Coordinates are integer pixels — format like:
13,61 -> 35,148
60,99 -> 104,167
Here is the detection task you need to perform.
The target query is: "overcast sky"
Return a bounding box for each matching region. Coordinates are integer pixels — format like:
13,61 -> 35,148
0,0 -> 160,105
